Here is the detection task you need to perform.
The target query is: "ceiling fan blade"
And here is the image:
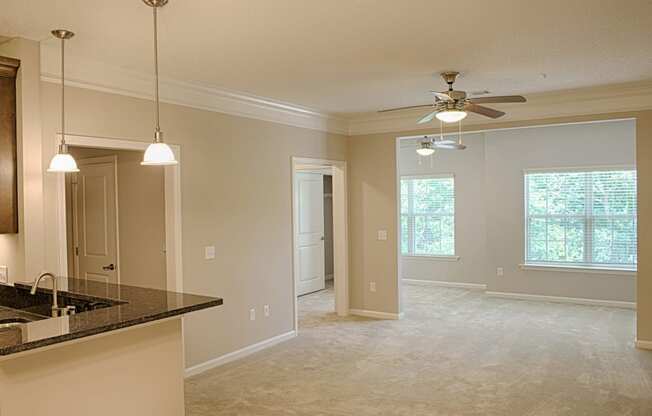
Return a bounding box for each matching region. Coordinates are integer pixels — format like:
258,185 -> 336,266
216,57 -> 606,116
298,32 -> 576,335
465,103 -> 505,119
378,104 -> 433,113
417,111 -> 437,124
430,91 -> 454,101
468,95 -> 526,104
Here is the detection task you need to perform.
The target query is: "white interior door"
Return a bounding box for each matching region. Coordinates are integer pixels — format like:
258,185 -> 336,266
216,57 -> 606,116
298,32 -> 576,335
72,156 -> 119,284
295,172 -> 325,296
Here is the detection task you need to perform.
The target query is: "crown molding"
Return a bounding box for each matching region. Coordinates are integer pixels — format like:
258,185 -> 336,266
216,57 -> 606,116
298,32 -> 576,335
39,42 -> 349,135
347,80 -> 652,136
38,41 -> 652,138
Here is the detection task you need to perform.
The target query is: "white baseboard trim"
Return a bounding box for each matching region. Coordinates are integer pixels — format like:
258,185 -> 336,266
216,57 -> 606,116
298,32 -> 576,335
635,339 -> 652,350
403,278 -> 487,291
486,291 -> 636,310
349,309 -> 404,320
184,330 -> 297,378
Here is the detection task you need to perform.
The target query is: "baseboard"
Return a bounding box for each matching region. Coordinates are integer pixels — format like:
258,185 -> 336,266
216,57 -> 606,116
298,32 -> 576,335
349,309 -> 404,320
402,278 -> 487,291
486,291 -> 636,310
635,339 -> 652,350
184,330 -> 297,378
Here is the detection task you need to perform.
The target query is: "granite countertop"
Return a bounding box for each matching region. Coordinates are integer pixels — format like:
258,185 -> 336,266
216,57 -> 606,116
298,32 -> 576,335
0,278 -> 222,357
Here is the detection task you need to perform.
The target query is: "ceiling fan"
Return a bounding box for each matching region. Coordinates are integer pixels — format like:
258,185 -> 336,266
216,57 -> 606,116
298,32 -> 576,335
380,72 -> 527,125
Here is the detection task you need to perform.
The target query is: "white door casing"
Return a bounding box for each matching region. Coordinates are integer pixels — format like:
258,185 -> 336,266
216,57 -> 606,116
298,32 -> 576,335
72,156 -> 119,284
295,172 -> 325,296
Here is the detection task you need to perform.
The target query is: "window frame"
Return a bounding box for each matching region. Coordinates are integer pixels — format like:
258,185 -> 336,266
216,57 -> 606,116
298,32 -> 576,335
400,173 -> 457,259
523,165 -> 637,272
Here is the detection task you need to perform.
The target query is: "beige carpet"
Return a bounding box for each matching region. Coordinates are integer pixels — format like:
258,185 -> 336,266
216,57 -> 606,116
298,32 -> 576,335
185,282 -> 652,415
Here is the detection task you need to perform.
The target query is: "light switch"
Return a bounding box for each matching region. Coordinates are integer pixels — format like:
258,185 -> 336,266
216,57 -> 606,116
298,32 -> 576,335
377,230 -> 388,241
0,266 -> 7,284
496,267 -> 504,277
204,246 -> 216,260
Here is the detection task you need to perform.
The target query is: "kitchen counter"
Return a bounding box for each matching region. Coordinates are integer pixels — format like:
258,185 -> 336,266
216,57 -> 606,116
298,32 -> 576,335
0,277 -> 222,357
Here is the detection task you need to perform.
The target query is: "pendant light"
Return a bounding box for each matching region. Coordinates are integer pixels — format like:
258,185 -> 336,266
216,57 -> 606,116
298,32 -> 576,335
47,30 -> 79,173
141,0 -> 178,166
416,137 -> 435,156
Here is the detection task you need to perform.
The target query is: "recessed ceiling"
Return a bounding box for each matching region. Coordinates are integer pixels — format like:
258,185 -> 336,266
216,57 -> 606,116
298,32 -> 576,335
1,0 -> 651,115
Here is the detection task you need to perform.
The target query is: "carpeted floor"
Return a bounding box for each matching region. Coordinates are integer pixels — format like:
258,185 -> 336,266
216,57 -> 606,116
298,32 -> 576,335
185,282 -> 652,415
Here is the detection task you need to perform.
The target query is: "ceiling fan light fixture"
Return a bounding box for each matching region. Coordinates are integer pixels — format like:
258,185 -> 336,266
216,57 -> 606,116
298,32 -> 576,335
416,139 -> 436,156
436,110 -> 467,123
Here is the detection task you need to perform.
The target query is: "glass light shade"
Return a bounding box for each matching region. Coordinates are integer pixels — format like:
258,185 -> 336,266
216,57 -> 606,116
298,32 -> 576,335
141,142 -> 178,166
435,110 -> 467,123
47,152 -> 79,173
416,147 -> 435,156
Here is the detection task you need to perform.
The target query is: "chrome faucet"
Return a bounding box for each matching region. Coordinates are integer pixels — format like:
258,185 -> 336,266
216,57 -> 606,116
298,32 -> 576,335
31,272 -> 75,317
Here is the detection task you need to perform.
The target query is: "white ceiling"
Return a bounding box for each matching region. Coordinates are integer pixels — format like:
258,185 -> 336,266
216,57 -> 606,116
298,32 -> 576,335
2,0 -> 651,116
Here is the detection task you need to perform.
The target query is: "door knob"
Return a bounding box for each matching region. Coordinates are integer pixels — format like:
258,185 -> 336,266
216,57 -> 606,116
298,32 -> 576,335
102,264 -> 115,271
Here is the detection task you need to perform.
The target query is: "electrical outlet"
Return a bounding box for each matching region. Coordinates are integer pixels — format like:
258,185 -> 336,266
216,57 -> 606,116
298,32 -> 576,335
249,308 -> 256,321
204,246 -> 216,260
377,230 -> 388,241
264,305 -> 270,317
370,281 -> 377,292
496,267 -> 504,277
0,266 -> 7,284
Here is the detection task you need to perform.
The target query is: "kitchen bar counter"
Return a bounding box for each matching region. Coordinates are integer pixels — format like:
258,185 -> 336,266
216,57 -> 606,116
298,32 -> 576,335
0,277 -> 222,357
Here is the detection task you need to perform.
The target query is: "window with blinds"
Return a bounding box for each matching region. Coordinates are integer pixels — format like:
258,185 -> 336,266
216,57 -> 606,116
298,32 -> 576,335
401,175 -> 455,256
524,168 -> 637,270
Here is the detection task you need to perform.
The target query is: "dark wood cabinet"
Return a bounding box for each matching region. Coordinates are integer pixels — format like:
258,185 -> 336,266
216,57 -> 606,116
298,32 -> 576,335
0,56 -> 19,234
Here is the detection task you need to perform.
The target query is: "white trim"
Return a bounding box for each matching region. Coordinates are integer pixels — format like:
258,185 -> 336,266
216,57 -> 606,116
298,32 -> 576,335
349,83 -> 652,136
291,157 -> 349,332
53,134 -> 184,294
402,255 -> 460,262
486,291 -> 636,309
402,279 -> 486,291
519,263 -> 636,276
523,165 -> 636,174
635,339 -> 652,350
184,330 -> 297,378
349,309 -> 404,320
40,44 -> 348,135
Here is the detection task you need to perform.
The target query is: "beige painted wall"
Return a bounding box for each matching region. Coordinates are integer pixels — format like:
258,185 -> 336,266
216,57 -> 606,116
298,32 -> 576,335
65,147 -> 167,290
0,38 -> 45,283
0,319 -> 185,416
38,81 -> 347,368
349,111 -> 652,341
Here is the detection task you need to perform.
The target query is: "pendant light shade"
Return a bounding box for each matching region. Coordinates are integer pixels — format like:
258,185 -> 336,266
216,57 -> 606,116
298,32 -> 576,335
47,29 -> 79,173
141,0 -> 178,166
416,138 -> 436,156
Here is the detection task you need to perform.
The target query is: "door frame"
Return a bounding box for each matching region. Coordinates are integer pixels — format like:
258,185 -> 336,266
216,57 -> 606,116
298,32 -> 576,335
70,155 -> 121,283
53,134 -> 183,293
291,156 -> 349,331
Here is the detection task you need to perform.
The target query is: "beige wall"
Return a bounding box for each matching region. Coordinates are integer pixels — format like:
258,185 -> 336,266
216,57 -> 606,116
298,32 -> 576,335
38,81 -> 347,367
0,38 -> 45,283
65,147 -> 167,290
0,319 -> 185,416
349,111 -> 652,341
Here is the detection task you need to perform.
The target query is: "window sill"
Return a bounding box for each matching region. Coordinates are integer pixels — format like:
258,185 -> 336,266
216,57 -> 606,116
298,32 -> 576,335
519,263 -> 636,276
402,255 -> 460,262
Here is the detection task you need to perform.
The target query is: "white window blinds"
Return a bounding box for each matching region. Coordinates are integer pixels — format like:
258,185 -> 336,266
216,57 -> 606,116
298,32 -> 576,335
401,175 -> 455,256
524,168 -> 637,270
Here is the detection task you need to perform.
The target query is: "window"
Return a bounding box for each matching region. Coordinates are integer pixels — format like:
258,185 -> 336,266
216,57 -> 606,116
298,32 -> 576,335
401,175 -> 455,256
524,168 -> 637,270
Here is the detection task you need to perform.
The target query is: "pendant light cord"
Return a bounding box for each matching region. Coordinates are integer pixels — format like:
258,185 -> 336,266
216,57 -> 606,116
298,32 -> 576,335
60,37 -> 66,146
153,6 -> 161,140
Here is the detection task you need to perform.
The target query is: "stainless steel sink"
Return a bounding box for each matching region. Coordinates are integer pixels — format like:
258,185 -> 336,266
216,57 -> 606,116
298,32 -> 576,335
0,318 -> 31,329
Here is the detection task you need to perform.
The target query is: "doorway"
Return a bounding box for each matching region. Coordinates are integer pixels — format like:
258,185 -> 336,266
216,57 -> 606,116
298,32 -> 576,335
291,157 -> 348,330
65,147 -> 167,289
53,134 -> 183,292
